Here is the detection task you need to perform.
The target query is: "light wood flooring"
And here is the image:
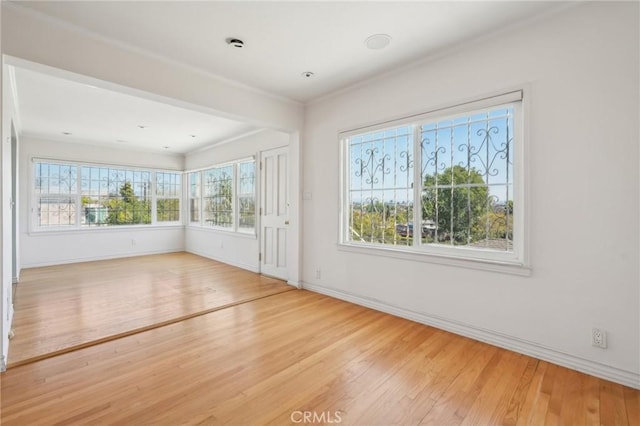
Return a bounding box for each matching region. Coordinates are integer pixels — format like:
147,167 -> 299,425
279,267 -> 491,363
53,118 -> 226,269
2,289 -> 638,425
9,252 -> 292,366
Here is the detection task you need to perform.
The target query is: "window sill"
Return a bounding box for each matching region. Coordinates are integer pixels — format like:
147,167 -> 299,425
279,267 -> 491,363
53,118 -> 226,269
337,242 -> 531,276
29,224 -> 184,236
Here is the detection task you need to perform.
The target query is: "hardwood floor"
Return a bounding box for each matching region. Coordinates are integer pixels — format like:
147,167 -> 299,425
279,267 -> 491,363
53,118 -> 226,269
1,290 -> 638,425
9,252 -> 292,366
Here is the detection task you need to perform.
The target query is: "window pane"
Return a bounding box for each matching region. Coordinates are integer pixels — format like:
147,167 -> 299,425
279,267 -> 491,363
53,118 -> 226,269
34,162 -> 78,228
34,162 -> 77,195
156,172 -> 181,222
420,106 -> 514,252
348,127 -> 414,245
238,196 -> 255,229
157,198 -> 180,222
38,196 -> 76,227
189,172 -> 201,223
238,161 -> 255,230
203,165 -> 233,228
80,166 -> 151,226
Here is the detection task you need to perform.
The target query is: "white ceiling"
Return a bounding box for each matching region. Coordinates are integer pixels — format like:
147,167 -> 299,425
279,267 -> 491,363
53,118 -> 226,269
11,66 -> 257,154
8,1 -> 564,154
15,1 -> 562,103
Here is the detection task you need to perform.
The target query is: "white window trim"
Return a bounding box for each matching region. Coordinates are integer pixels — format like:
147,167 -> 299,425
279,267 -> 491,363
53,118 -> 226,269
339,89 -> 530,275
30,158 -> 183,233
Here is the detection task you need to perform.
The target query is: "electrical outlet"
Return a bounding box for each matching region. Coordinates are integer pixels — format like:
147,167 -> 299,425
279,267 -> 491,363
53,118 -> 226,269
592,327 -> 607,348
315,269 -> 321,279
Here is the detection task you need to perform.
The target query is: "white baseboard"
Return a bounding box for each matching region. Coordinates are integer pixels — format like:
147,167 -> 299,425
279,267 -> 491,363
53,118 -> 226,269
287,280 -> 301,289
21,248 -> 184,269
186,249 -> 259,273
303,282 -> 640,390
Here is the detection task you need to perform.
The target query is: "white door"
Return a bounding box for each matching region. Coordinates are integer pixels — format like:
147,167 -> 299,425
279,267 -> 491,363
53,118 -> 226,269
260,147 -> 288,280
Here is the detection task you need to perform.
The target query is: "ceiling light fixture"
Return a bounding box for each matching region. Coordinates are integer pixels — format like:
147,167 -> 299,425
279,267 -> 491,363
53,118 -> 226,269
301,71 -> 315,78
62,132 -> 72,135
189,134 -> 196,138
116,139 -> 127,144
226,38 -> 244,48
364,34 -> 392,50
138,125 -> 146,129
163,146 -> 170,150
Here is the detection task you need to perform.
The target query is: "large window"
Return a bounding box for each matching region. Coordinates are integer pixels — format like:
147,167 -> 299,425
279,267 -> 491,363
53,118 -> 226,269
189,158 -> 256,233
341,91 -> 524,265
34,160 -> 181,229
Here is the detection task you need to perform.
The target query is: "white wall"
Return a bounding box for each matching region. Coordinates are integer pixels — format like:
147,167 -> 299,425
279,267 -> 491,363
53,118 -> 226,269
20,137 -> 185,267
303,2 -> 639,388
2,62 -> 19,328
185,129 -> 289,273
0,1 -> 7,370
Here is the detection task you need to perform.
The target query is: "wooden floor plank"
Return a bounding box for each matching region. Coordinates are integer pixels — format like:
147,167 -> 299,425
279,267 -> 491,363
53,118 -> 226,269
600,379 -> 630,425
9,252 -> 292,366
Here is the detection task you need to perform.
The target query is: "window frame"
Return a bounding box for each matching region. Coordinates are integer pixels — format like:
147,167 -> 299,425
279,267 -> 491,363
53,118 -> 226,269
235,159 -> 257,234
155,171 -> 182,224
188,171 -> 201,225
202,164 -> 235,230
33,160 -> 79,229
30,158 -> 183,232
339,90 -> 528,273
186,156 -> 257,236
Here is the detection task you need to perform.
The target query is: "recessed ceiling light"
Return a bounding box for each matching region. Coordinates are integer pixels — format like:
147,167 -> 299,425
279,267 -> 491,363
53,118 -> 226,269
301,71 -> 315,78
364,34 -> 392,50
62,132 -> 72,135
226,38 -> 244,48
189,134 -> 197,138
138,125 -> 146,129
163,146 -> 170,150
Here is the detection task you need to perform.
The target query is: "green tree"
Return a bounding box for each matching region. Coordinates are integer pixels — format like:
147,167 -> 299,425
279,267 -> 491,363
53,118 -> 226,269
476,200 -> 514,242
119,181 -> 136,203
81,196 -> 93,207
349,201 -> 412,245
105,181 -> 151,225
157,199 -> 179,222
205,176 -> 233,226
422,165 -> 489,244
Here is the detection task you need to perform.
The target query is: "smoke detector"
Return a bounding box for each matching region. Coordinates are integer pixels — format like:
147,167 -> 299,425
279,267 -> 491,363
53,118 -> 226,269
226,38 -> 244,48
